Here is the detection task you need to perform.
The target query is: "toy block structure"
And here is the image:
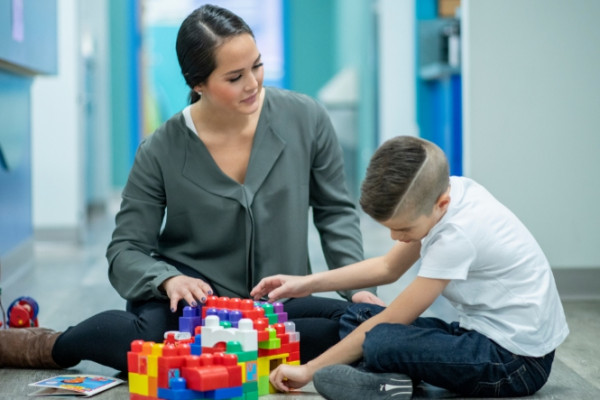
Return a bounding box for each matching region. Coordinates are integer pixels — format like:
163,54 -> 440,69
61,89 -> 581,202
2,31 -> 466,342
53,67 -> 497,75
128,296 -> 300,400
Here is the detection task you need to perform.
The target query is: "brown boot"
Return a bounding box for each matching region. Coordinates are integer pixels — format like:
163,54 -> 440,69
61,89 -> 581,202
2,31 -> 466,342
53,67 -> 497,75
0,327 -> 62,368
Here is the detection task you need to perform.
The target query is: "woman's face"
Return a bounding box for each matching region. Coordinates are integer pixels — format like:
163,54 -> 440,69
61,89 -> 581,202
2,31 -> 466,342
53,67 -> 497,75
195,33 -> 264,115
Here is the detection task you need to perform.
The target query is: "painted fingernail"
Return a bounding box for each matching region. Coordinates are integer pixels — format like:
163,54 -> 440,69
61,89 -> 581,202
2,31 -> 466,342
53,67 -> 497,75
201,297 -> 206,303
208,290 -> 213,295
170,308 -> 176,313
191,301 -> 197,307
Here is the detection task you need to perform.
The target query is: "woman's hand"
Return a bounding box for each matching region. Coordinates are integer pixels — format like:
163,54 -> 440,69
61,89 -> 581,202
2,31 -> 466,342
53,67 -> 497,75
160,275 -> 213,312
269,363 -> 313,392
250,274 -> 311,302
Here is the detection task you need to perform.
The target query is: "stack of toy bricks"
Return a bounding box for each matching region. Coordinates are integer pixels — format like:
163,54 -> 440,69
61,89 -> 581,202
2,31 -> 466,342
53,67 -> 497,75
127,295 -> 300,400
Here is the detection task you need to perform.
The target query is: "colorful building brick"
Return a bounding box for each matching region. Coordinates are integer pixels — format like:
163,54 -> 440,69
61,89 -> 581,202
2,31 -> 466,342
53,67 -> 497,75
128,296 -> 300,400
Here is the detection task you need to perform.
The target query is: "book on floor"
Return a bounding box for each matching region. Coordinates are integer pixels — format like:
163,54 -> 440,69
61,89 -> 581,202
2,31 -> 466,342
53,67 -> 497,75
28,374 -> 124,397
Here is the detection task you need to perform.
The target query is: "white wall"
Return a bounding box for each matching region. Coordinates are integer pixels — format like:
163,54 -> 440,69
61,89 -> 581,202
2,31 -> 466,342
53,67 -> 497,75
32,0 -> 84,239
32,0 -> 111,240
462,0 -> 600,268
377,0 -> 418,144
80,0 -> 112,208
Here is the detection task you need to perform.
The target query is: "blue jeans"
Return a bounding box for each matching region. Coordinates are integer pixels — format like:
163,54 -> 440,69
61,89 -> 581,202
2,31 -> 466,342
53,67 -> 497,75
340,303 -> 554,397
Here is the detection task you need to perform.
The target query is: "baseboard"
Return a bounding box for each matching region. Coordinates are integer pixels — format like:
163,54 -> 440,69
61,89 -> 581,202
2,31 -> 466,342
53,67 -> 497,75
553,267 -> 600,300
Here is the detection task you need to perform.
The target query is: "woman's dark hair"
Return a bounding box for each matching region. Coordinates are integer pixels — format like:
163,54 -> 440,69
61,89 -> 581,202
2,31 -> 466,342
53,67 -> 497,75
176,4 -> 254,104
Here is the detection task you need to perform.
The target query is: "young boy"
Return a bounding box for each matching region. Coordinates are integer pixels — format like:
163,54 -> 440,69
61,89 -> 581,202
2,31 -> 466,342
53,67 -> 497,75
250,136 -> 569,399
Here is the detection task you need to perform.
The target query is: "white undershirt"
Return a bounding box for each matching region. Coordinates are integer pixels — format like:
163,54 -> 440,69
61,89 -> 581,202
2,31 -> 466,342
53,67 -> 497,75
182,105 -> 196,133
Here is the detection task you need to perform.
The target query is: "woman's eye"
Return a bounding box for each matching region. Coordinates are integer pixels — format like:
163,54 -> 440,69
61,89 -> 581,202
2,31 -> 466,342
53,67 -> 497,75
229,75 -> 242,82
253,62 -> 264,69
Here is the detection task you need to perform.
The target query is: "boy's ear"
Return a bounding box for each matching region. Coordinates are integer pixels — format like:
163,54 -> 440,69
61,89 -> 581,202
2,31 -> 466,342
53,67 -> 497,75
436,190 -> 451,211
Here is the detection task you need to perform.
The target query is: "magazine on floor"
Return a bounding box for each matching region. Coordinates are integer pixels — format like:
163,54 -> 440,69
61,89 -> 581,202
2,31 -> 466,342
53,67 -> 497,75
28,374 -> 124,397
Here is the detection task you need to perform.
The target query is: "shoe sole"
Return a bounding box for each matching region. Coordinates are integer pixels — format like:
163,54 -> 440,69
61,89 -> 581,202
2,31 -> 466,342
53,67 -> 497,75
314,364 -> 413,400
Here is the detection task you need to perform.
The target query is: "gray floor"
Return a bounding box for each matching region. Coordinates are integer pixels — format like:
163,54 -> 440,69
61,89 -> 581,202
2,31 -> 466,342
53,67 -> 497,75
0,199 -> 599,399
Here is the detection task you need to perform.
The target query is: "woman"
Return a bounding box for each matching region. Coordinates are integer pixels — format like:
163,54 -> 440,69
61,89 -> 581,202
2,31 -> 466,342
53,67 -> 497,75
0,4 -> 382,372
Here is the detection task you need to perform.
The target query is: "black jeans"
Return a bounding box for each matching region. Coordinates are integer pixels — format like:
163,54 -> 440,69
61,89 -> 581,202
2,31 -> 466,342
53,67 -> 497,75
53,295 -> 349,372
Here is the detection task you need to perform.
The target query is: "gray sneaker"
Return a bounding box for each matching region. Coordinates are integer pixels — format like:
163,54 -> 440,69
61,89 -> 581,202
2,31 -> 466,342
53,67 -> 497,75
313,364 -> 413,399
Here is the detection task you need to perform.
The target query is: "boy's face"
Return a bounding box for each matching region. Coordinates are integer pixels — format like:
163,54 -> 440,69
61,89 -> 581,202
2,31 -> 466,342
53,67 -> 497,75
382,211 -> 440,243
381,190 -> 451,243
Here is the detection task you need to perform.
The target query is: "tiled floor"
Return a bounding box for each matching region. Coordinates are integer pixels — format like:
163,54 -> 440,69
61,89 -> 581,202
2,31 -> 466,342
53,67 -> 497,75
0,198 -> 599,399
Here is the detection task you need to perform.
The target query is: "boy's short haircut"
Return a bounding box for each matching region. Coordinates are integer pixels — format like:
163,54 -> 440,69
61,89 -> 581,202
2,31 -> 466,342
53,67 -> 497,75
360,136 -> 450,221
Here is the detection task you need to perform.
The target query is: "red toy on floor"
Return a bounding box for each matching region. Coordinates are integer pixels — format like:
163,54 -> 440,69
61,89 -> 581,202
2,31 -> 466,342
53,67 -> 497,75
6,296 -> 39,328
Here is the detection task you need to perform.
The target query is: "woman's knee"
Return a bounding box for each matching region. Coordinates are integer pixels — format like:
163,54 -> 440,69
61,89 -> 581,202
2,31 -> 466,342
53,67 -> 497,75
285,297 -> 350,320
127,300 -> 180,339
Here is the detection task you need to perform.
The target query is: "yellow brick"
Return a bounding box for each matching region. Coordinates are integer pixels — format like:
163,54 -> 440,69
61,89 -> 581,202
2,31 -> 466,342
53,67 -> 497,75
128,372 -> 149,395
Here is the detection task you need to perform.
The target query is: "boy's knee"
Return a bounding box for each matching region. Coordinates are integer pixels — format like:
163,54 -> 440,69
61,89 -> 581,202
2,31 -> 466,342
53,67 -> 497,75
364,324 -> 401,352
361,324 -> 403,371
339,303 -> 385,339
343,303 -> 385,324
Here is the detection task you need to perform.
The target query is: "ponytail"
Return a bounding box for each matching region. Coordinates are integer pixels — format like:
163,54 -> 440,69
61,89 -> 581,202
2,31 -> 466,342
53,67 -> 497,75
189,90 -> 201,104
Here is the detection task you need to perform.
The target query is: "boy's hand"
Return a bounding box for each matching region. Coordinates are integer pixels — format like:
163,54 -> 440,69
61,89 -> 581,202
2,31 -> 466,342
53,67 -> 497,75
269,363 -> 313,392
351,290 -> 386,306
250,274 -> 311,301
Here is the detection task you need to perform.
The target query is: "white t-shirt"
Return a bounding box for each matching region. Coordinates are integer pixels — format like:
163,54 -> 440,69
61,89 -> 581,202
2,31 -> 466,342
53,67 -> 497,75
418,177 -> 569,357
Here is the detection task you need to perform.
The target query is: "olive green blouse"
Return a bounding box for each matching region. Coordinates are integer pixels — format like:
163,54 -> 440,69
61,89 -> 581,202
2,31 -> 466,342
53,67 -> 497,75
107,87 -> 368,301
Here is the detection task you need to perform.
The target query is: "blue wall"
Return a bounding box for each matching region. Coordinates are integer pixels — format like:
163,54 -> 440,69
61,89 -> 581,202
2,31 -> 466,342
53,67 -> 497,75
335,0 -> 378,190
0,0 -> 57,257
0,71 -> 32,255
285,0 -> 336,98
109,0 -> 142,188
286,0 -> 377,197
145,25 -> 187,124
0,0 -> 57,74
416,0 -> 462,175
